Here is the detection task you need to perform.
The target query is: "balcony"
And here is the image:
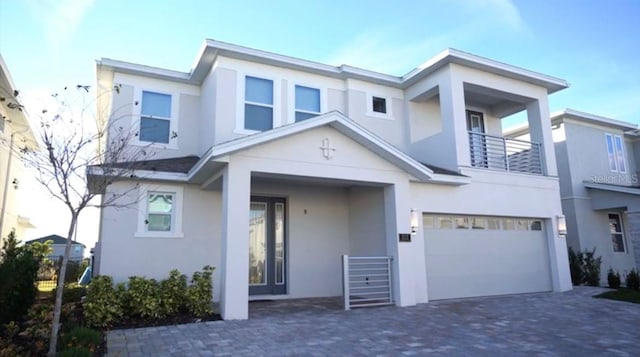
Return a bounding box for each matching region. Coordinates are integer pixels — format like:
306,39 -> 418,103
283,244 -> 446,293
468,132 -> 543,175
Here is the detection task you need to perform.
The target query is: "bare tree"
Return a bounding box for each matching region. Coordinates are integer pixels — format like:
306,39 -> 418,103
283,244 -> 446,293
2,84 -> 158,356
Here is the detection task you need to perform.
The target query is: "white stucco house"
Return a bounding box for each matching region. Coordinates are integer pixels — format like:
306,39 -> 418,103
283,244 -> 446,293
0,54 -> 37,246
89,40 -> 572,320
509,109 -> 640,283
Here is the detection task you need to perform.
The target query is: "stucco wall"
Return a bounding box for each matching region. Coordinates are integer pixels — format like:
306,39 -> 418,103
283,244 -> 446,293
347,186 -> 387,256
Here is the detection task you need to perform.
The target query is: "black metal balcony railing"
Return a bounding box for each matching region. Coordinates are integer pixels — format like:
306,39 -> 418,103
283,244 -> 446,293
468,132 -> 543,175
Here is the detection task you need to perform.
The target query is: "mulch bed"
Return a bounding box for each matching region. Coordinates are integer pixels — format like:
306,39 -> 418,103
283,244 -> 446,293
110,311 -> 222,329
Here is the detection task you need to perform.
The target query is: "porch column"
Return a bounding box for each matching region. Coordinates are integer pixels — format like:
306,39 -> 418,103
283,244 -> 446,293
384,182 -> 426,306
438,70 -> 469,168
625,211 -> 640,271
219,162 -> 251,320
526,98 -> 558,177
548,216 -> 573,292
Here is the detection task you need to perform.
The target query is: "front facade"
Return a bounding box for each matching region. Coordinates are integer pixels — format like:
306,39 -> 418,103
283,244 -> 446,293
510,109 -> 640,283
0,54 -> 37,245
91,40 -> 572,319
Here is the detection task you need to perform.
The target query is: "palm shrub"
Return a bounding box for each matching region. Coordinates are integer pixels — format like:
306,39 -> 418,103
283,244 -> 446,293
626,269 -> 640,290
607,268 -> 621,289
186,266 -> 215,317
582,248 -> 602,286
568,247 -> 584,285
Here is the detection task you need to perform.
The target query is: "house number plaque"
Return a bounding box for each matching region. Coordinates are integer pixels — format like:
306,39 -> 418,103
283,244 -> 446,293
399,233 -> 411,242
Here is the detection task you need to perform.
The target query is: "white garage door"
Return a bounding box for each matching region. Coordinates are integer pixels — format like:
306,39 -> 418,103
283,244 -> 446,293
423,215 -> 552,300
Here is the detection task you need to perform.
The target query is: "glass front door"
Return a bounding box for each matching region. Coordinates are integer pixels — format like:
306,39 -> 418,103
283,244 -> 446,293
249,197 -> 286,295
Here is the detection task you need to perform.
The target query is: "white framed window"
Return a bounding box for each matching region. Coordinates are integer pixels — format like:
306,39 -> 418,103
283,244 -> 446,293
366,93 -> 393,119
605,133 -> 627,173
244,75 -> 274,132
136,184 -> 184,238
608,213 -> 626,252
294,85 -> 321,122
132,88 -> 178,149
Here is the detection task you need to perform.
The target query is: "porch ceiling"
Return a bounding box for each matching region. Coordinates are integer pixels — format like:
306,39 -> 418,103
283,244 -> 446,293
463,83 -> 532,118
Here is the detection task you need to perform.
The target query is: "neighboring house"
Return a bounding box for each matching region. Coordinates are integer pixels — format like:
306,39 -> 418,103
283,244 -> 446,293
509,109 -> 640,283
25,234 -> 86,261
0,54 -> 37,246
89,40 -> 573,320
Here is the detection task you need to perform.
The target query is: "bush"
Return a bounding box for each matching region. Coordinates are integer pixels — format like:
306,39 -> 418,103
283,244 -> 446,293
607,268 -> 621,289
160,269 -> 188,316
568,247 -> 584,285
626,269 -> 640,290
83,276 -> 122,328
127,276 -> 164,319
582,248 -> 602,286
186,266 -> 215,317
60,326 -> 101,353
0,231 -> 41,322
52,286 -> 87,304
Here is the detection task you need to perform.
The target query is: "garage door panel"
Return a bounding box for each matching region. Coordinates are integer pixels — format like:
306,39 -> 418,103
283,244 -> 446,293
424,217 -> 552,301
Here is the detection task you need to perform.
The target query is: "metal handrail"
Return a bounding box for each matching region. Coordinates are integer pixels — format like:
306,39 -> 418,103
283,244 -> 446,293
468,132 -> 543,175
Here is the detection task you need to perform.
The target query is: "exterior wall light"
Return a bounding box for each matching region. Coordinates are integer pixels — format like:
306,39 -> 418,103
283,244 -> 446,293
410,209 -> 420,235
557,215 -> 567,236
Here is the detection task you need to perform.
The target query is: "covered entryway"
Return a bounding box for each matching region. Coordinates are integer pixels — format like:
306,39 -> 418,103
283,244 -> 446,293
423,214 -> 552,300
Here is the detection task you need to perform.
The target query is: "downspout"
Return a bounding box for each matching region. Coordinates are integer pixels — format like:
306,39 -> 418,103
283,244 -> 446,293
0,131 -> 15,238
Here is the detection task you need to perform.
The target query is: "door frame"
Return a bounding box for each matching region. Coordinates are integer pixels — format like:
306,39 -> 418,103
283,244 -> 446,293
249,196 -> 287,295
466,110 -> 487,167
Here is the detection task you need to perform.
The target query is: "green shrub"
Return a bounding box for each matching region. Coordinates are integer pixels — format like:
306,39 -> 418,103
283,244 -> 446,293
186,266 -> 215,317
127,276 -> 164,319
626,269 -> 640,290
568,247 -> 584,285
0,231 -> 41,322
114,282 -> 130,316
52,286 -> 87,304
607,268 -> 621,289
60,326 -> 101,352
583,248 -> 602,286
160,269 -> 188,316
83,276 -> 122,328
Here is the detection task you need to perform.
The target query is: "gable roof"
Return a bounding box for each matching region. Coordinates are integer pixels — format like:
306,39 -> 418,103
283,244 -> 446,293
97,40 -> 567,94
189,111 -> 469,185
25,234 -> 86,247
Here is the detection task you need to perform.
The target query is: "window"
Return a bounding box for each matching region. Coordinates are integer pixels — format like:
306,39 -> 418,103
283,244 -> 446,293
471,217 -> 486,230
245,76 -> 274,131
147,192 -> 174,232
530,220 -> 543,231
294,85 -> 320,122
605,133 -> 627,173
423,215 -> 435,229
455,217 -> 469,229
423,215 -> 544,232
140,91 -> 172,143
136,185 -> 183,238
372,96 -> 387,114
608,213 -> 626,252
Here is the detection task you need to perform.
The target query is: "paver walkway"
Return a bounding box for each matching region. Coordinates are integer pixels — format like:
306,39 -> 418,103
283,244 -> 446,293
107,287 -> 639,356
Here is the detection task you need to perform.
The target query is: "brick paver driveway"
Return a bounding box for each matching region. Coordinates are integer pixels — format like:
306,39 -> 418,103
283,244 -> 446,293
107,287 -> 639,356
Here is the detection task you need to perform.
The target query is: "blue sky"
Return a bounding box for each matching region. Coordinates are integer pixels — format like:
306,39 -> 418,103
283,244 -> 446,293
1,0 -> 639,246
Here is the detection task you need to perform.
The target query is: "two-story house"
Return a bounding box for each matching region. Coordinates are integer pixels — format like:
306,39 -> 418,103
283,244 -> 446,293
89,40 -> 572,320
509,109 -> 640,283
0,54 -> 37,245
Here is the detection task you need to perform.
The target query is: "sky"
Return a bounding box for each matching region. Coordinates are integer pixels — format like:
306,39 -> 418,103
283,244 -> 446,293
1,0 -> 639,250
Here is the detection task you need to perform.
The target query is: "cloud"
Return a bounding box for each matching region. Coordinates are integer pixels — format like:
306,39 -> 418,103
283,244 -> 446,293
25,0 -> 95,53
323,0 -> 528,75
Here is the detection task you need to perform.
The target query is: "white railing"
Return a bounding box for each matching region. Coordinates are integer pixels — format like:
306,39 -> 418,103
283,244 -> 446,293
468,132 -> 544,175
342,255 -> 393,310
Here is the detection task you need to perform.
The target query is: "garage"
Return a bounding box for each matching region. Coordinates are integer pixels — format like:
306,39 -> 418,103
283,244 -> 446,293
423,214 -> 553,300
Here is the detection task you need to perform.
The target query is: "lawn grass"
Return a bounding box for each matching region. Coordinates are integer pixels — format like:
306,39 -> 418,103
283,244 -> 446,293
594,288 -> 640,304
37,280 -> 57,292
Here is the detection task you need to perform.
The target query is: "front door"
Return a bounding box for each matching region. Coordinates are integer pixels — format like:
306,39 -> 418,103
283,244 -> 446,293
466,110 -> 487,167
249,196 -> 286,295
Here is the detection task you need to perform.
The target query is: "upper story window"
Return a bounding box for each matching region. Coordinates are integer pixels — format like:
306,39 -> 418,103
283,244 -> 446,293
605,133 -> 626,173
140,91 -> 172,143
245,76 -> 274,131
294,85 -> 320,122
372,96 -> 387,114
